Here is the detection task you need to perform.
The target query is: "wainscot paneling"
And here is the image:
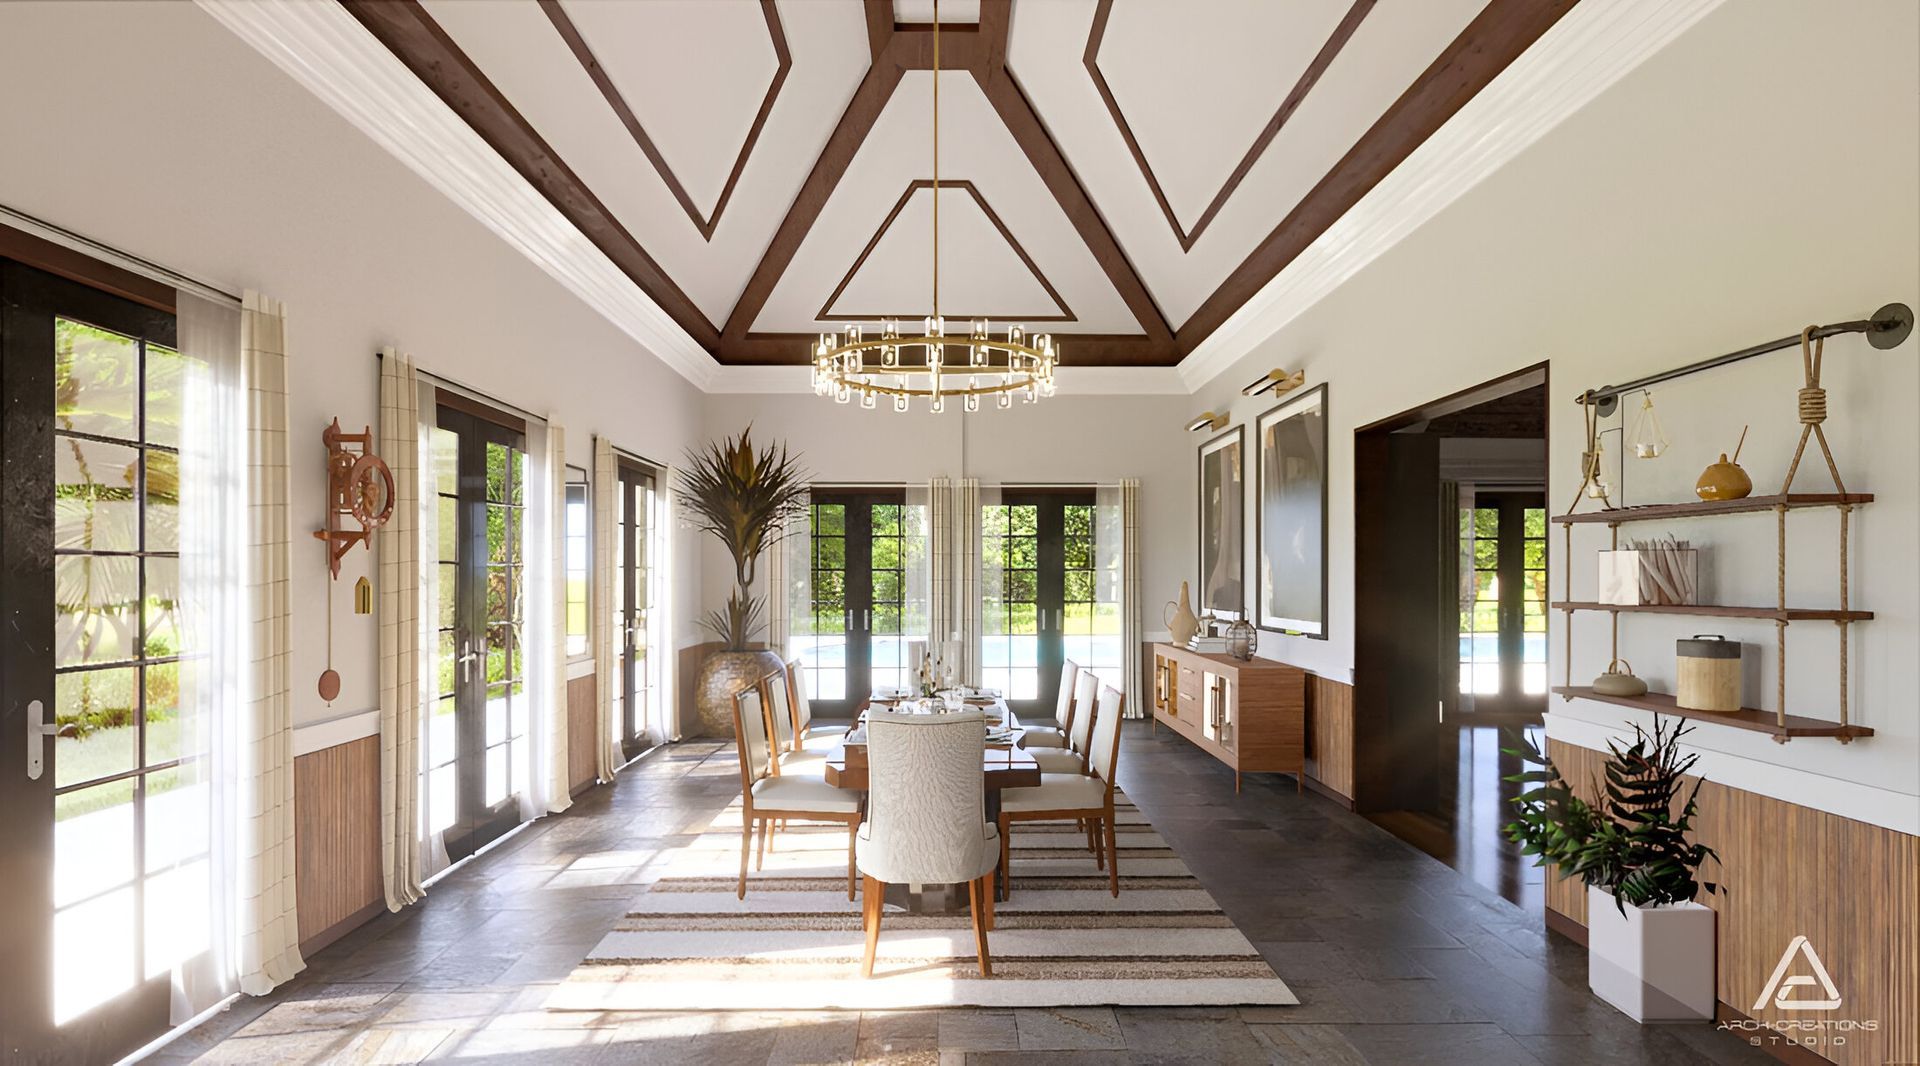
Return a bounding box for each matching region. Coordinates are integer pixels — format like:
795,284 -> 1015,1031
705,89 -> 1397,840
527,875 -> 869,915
1304,673 -> 1355,805
568,672 -> 598,794
294,735 -> 384,953
1545,738 -> 1918,1066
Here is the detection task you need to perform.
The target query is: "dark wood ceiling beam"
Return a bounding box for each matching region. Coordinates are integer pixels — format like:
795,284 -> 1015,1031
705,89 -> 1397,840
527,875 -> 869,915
340,0 -> 720,348
864,0 -> 893,61
1176,0 -> 1576,354
728,332 -> 1171,368
972,0 -> 1173,355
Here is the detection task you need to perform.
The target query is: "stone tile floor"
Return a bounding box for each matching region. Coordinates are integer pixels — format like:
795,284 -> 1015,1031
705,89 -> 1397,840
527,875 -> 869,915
149,729 -> 1775,1065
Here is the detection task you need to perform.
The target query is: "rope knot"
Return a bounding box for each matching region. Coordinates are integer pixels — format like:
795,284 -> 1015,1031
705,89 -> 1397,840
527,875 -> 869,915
1797,386 -> 1827,424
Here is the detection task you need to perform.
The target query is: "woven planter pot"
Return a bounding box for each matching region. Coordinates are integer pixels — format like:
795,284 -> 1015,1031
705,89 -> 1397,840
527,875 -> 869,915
695,649 -> 786,739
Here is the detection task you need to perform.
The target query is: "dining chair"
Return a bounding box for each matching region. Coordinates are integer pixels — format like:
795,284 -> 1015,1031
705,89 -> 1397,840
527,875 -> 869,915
763,665 -> 826,774
1028,668 -> 1100,775
1018,659 -> 1078,750
856,707 -> 999,978
786,658 -> 849,753
731,684 -> 861,901
999,684 -> 1126,898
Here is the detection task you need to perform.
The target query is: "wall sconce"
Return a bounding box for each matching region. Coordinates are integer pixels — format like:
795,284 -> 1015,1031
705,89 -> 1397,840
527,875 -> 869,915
1241,368 -> 1306,398
1185,411 -> 1230,433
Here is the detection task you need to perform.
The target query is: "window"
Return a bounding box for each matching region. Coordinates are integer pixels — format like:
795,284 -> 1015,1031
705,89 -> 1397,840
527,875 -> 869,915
564,465 -> 589,660
794,492 -> 928,715
1458,493 -> 1548,709
980,490 -> 1102,714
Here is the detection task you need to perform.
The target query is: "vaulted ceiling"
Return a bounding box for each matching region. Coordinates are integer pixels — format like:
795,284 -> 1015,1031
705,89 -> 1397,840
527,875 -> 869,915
340,0 -> 1573,367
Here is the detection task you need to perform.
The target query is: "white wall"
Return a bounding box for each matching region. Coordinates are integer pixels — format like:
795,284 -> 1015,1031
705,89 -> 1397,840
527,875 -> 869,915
1188,0 -> 1919,809
0,1 -> 706,729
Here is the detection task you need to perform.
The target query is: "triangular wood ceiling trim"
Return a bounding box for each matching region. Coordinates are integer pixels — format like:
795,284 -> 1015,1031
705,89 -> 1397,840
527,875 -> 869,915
1085,0 -> 1376,253
818,179 -> 1074,324
538,0 -> 789,242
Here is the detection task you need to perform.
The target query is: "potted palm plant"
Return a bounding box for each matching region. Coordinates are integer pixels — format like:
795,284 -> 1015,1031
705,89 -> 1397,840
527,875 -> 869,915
1504,717 -> 1720,1022
676,427 -> 810,737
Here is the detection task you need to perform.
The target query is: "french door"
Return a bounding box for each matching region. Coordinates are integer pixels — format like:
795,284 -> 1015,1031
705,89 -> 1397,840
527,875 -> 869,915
980,490 -> 1104,719
612,461 -> 654,761
429,405 -> 532,863
796,491 -> 925,717
1457,491 -> 1548,718
0,262 -> 191,1061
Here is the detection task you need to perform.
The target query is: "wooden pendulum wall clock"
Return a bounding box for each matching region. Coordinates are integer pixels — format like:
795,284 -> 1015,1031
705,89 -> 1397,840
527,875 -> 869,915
313,417 -> 395,701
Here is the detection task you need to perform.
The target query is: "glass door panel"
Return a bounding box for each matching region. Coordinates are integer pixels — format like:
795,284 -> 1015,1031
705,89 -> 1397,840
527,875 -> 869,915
3,262 -> 184,1061
433,406 -> 528,862
797,492 -> 926,715
1456,492 -> 1547,717
981,491 -> 1097,717
617,463 -> 654,760
980,503 -> 1040,704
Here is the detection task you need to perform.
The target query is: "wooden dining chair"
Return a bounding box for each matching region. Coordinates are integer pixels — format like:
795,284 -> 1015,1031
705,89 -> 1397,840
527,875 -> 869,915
1018,659 -> 1079,750
857,707 -> 999,978
762,665 -> 825,774
999,684 -> 1126,898
1028,668 -> 1099,775
731,683 -> 861,901
785,658 -> 849,752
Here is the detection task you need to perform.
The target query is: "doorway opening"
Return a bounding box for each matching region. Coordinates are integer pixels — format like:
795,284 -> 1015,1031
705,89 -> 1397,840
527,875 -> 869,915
1353,366 -> 1548,908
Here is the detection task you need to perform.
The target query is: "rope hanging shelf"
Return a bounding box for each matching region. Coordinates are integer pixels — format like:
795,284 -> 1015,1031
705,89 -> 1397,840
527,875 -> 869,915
1554,303 -> 1912,743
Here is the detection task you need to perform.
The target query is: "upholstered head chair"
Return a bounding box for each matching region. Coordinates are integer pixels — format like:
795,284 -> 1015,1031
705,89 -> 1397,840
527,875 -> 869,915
856,708 -> 999,886
856,707 -> 1000,976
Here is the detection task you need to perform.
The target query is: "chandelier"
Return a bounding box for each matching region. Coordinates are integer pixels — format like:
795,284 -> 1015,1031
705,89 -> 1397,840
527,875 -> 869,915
811,1 -> 1058,412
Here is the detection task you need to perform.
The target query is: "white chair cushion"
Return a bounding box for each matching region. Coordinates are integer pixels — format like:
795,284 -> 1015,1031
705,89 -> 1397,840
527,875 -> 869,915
1028,747 -> 1084,774
798,730 -> 845,754
1019,727 -> 1068,749
1001,773 -> 1106,813
777,750 -> 827,774
750,775 -> 860,814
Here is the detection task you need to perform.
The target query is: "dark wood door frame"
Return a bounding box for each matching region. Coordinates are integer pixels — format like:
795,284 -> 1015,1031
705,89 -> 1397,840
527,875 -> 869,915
1351,364 -> 1547,813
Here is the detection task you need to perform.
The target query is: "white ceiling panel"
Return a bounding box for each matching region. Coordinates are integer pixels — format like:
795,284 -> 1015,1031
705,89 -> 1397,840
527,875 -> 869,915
560,0 -> 780,220
824,185 -> 1066,322
424,0 -> 869,329
1008,0 -> 1487,324
754,71 -> 1141,335
1095,0 -> 1351,234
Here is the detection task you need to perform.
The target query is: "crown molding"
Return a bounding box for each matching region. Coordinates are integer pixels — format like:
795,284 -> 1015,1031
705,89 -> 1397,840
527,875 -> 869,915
196,0 -> 720,390
706,363 -> 1187,396
1175,0 -> 1723,393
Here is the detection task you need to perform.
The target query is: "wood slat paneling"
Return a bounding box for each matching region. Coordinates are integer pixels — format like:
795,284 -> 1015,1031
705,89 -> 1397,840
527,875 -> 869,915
1545,738 -> 1919,1066
568,673 -> 598,794
294,736 -> 383,951
1305,673 -> 1355,804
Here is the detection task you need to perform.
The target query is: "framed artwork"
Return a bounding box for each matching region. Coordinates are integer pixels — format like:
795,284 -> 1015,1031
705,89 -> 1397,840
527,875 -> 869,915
1196,425 -> 1245,617
1256,384 -> 1328,637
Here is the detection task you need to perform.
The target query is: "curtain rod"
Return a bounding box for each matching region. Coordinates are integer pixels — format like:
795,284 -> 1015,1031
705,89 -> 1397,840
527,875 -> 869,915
377,350 -> 549,427
1578,302 -> 1912,411
0,204 -> 241,306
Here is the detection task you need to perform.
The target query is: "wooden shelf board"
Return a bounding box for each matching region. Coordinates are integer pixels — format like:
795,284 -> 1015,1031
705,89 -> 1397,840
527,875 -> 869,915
1552,686 -> 1873,740
1552,493 -> 1874,525
1551,601 -> 1873,622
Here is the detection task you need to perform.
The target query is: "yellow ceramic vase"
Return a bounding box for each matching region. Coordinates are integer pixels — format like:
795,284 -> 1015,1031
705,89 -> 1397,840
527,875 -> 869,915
1694,453 -> 1752,501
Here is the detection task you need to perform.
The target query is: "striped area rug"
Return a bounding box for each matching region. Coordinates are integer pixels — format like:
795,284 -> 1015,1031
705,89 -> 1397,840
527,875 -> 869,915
547,791 -> 1297,1010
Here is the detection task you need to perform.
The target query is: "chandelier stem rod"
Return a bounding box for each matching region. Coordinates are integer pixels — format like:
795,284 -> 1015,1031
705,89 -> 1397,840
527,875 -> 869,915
931,0 -> 939,323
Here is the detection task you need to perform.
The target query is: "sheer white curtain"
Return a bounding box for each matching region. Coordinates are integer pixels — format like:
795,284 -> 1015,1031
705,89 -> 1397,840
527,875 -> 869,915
927,477 -> 955,662
375,351 -> 426,910
166,291 -> 243,1019
590,436 -> 621,779
653,466 -> 680,744
519,419 -> 562,819
767,489 -> 809,661
545,424 -> 572,812
417,402 -> 453,881
966,481 -> 995,689
904,482 -> 934,669
1096,481 -> 1143,716
235,292 -> 304,995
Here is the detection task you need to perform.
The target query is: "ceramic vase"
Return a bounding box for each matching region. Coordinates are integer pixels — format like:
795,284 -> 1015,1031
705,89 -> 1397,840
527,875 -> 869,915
695,649 -> 786,738
1165,582 -> 1201,646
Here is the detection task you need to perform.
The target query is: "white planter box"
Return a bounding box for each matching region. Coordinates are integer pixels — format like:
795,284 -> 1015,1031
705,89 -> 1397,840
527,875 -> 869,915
1586,885 -> 1716,1022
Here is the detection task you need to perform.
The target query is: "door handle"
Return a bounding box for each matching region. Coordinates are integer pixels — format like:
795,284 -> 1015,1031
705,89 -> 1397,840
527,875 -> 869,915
26,699 -> 72,781
458,639 -> 479,683
863,608 -> 871,631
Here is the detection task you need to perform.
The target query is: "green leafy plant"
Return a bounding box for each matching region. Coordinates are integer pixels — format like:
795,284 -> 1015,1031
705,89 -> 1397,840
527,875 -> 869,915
674,427 -> 809,650
1503,716 -> 1719,914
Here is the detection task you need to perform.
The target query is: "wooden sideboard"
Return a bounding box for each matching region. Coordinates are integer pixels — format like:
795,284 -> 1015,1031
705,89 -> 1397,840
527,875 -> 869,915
1149,644 -> 1307,793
